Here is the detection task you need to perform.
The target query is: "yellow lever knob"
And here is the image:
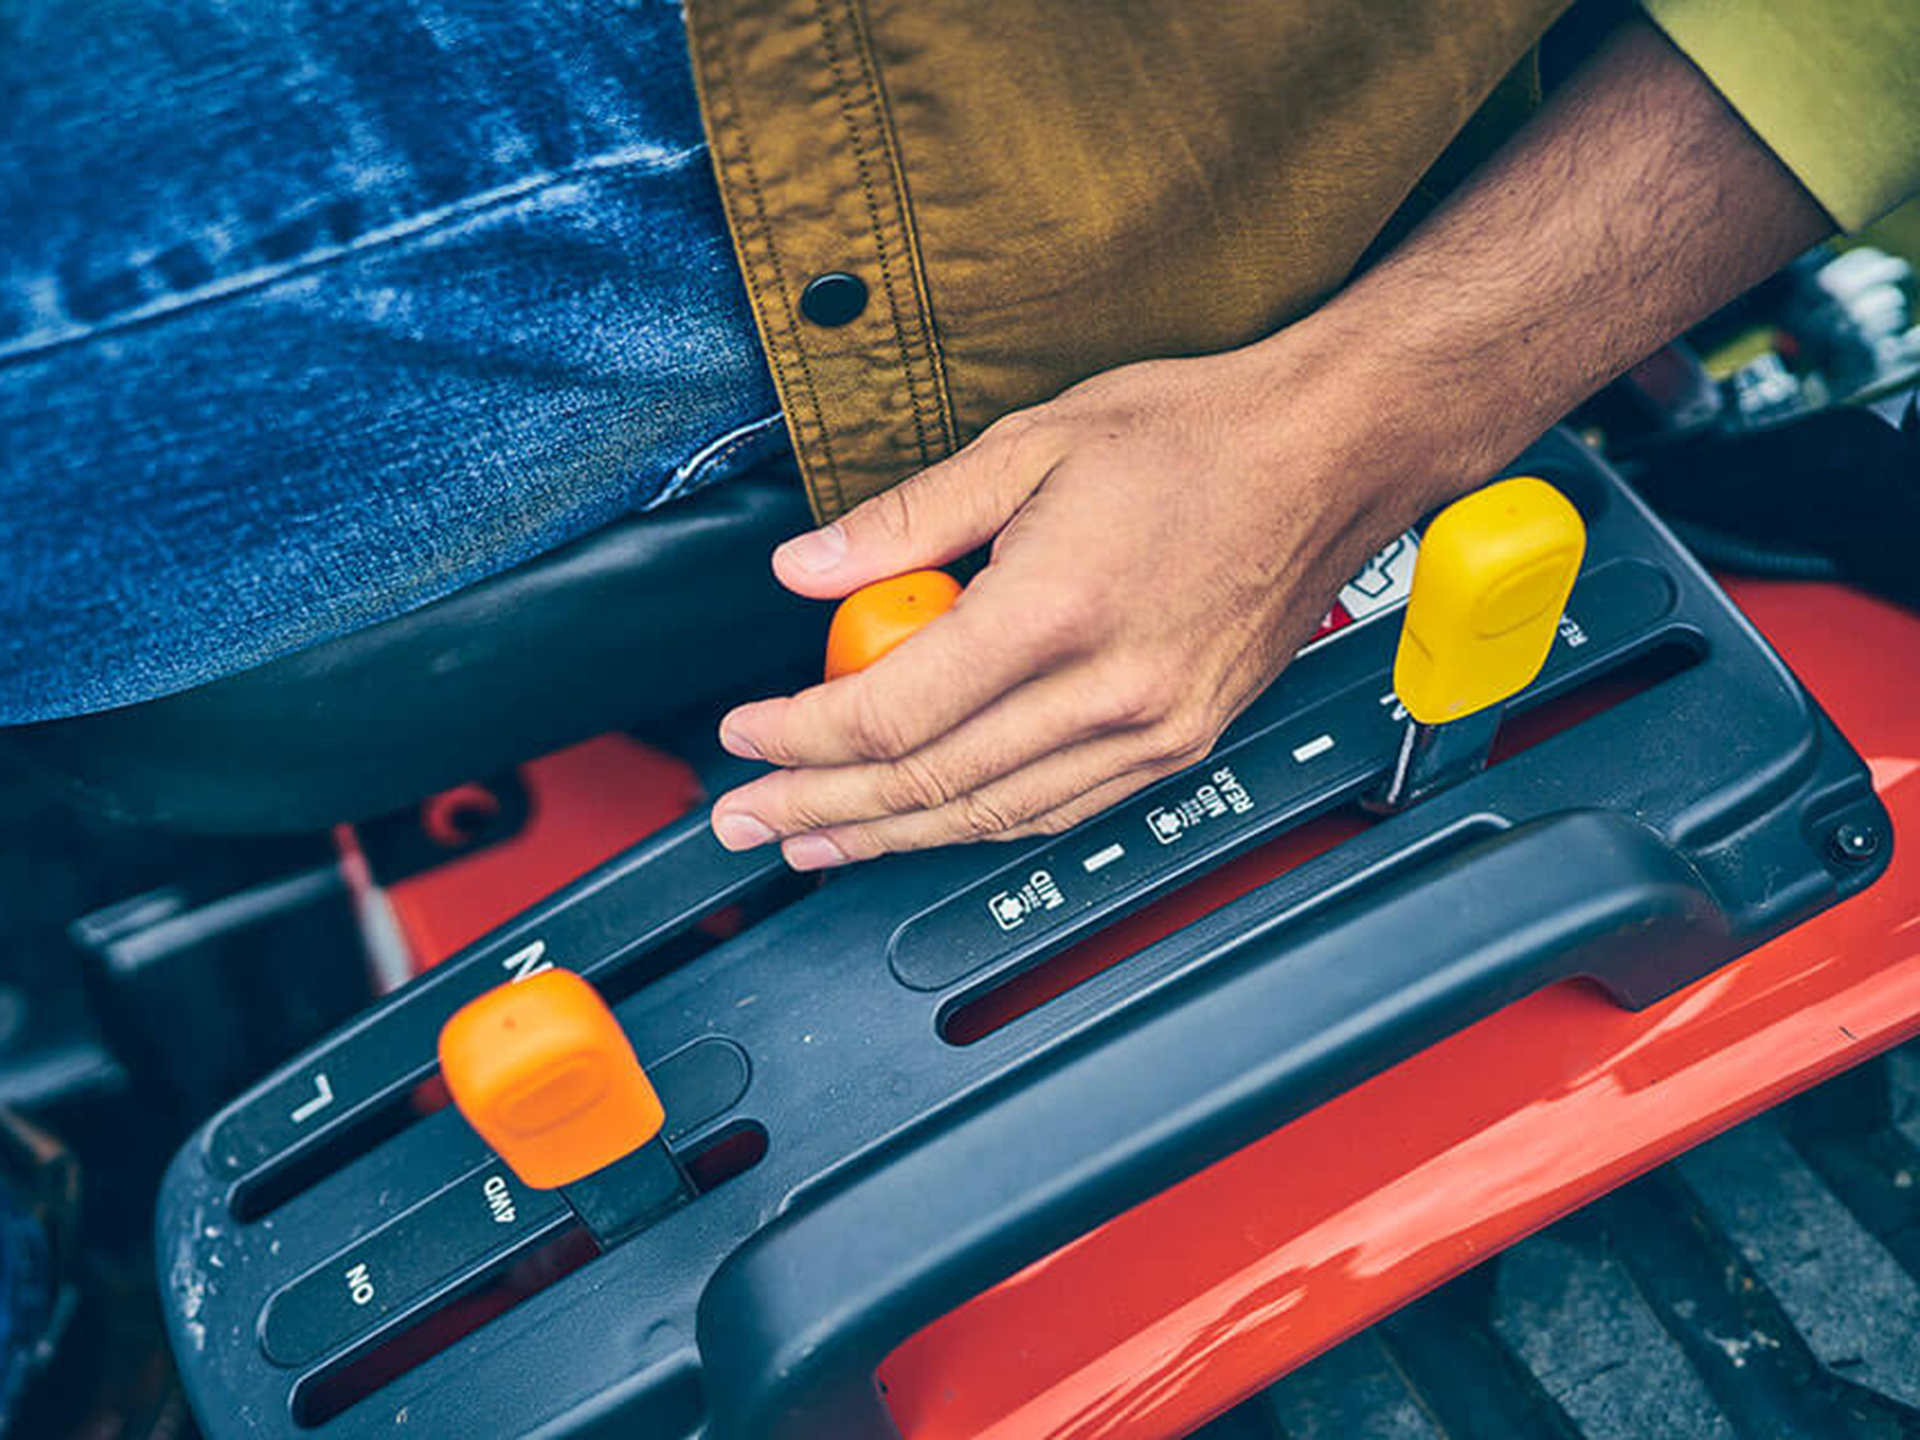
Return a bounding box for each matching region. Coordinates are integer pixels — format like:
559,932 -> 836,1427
1392,477 -> 1586,726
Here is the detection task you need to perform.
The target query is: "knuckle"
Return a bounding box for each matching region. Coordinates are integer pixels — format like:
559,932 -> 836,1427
779,795 -> 834,833
953,788 -> 1021,839
981,406 -> 1044,450
827,824 -> 883,862
1023,587 -> 1100,650
979,408 -> 1059,499
883,753 -> 955,812
765,776 -> 834,834
845,685 -> 914,760
1098,669 -> 1174,728
1024,807 -> 1079,837
1153,712 -> 1217,764
745,725 -> 803,768
860,484 -> 918,549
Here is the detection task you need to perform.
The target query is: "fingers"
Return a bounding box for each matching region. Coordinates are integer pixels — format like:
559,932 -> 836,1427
996,768 -> 1180,842
769,413 -> 1051,599
772,730 -> 1198,868
719,570 -> 1089,768
711,664 -> 1124,842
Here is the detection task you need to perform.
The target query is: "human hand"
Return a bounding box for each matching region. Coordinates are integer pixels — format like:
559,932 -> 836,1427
707,331 -> 1463,868
707,14 -> 1835,871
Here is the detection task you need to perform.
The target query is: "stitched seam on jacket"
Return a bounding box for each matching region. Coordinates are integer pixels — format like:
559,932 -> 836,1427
814,0 -> 937,469
693,0 -> 845,513
838,0 -> 956,458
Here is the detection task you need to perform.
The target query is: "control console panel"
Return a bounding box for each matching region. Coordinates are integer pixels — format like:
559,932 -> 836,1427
158,432 -> 1889,1440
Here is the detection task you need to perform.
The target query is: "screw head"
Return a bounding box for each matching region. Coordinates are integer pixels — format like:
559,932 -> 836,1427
1829,821 -> 1881,865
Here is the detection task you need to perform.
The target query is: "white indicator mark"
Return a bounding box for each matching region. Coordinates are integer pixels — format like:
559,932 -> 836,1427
290,1072 -> 334,1125
1082,843 -> 1126,874
1291,734 -> 1336,764
501,938 -> 552,983
483,1174 -> 517,1225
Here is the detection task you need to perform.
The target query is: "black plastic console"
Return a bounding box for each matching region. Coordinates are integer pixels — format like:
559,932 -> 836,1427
157,433 -> 1890,1439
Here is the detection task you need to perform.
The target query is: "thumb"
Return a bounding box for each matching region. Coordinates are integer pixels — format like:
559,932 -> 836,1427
770,422 -> 1043,598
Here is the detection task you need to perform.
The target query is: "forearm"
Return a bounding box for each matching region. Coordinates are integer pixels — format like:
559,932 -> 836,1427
709,18 -> 1841,863
1282,18 -> 1832,495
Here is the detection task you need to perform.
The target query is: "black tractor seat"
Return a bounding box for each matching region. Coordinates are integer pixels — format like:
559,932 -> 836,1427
0,465 -> 824,833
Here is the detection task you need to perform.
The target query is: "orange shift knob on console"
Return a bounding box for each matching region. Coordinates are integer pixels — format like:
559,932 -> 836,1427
823,569 -> 961,679
438,968 -> 665,1189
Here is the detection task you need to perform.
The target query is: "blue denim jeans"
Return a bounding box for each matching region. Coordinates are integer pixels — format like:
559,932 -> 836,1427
0,0 -> 782,725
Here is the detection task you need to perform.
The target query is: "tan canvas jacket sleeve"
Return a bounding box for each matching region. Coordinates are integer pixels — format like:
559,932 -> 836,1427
684,1 -> 1573,520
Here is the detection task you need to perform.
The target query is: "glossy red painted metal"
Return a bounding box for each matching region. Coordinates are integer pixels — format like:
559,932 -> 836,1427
879,579 -> 1920,1440
384,734 -> 701,969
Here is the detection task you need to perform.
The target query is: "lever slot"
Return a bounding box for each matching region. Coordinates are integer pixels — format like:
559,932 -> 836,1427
941,808 -> 1370,1045
257,1040 -> 750,1370
940,635 -> 1702,1046
216,814 -> 788,1222
290,1223 -> 599,1428
284,1120 -> 767,1427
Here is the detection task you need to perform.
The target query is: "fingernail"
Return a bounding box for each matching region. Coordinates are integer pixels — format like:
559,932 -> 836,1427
783,833 -> 848,870
712,811 -> 775,850
719,724 -> 763,761
778,523 -> 848,574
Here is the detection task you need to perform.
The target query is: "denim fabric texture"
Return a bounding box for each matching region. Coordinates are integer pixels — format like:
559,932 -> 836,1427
0,0 -> 782,724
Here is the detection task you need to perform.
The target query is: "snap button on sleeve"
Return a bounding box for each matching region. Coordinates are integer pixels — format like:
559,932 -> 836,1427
800,271 -> 868,326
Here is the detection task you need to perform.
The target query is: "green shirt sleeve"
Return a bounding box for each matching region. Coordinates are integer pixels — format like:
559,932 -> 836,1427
1640,0 -> 1920,231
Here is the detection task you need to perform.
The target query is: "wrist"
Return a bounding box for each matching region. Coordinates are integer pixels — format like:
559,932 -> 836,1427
1234,304 -> 1514,524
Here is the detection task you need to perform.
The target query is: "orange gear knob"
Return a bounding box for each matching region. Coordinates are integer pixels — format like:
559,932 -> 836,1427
823,569 -> 962,680
437,968 -> 666,1189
